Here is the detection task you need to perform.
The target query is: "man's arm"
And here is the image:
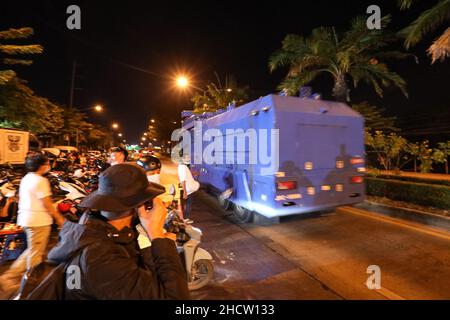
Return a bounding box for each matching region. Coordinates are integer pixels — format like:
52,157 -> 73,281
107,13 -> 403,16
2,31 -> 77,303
0,198 -> 13,218
42,197 -> 65,227
181,181 -> 188,199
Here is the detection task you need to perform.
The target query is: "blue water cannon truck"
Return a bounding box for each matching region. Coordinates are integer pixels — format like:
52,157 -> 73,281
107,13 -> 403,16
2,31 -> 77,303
179,93 -> 365,222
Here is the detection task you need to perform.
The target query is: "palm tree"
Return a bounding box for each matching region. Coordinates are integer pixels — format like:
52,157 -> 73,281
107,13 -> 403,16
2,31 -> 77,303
269,16 -> 409,102
398,0 -> 450,63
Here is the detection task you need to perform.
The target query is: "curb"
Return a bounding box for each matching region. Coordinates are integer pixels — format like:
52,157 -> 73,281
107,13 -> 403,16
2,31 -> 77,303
354,200 -> 450,232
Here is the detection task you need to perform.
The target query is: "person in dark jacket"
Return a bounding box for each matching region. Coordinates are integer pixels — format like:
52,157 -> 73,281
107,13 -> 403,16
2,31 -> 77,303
46,163 -> 190,299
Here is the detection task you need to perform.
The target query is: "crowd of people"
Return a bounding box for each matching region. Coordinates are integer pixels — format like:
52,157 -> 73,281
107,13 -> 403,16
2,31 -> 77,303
0,146 -> 200,300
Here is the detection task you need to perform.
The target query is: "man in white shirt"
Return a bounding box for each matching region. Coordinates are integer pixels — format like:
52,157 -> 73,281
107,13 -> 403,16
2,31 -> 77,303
177,160 -> 199,223
0,153 -> 65,296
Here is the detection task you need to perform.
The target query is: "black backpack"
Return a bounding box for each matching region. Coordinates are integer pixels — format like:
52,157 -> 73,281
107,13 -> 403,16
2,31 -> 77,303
18,261 -> 67,299
18,247 -> 85,300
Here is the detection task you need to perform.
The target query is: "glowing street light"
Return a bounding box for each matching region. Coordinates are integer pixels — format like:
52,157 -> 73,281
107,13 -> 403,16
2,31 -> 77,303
176,75 -> 189,88
112,123 -> 119,129
80,105 -> 103,112
144,132 -> 148,136
118,133 -> 123,137
150,119 -> 155,123
226,88 -> 232,92
142,137 -> 146,141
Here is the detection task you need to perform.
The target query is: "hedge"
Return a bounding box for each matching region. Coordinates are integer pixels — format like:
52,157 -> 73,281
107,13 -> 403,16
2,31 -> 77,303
366,177 -> 450,210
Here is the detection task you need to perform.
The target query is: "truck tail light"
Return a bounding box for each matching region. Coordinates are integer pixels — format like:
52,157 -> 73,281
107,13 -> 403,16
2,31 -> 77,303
350,176 -> 364,184
277,181 -> 297,190
350,157 -> 365,165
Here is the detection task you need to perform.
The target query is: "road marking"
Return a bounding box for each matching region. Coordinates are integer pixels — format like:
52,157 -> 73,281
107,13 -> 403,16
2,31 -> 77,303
338,206 -> 450,241
362,283 -> 406,300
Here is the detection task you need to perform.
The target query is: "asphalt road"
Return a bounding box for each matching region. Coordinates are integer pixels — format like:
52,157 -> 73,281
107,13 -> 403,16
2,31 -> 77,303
161,159 -> 450,300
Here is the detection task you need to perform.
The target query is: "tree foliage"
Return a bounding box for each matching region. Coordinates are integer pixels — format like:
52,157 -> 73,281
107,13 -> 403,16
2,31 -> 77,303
191,74 -> 249,113
366,131 -> 448,173
0,77 -> 63,134
269,16 -> 409,102
0,27 -> 43,84
352,102 -> 398,132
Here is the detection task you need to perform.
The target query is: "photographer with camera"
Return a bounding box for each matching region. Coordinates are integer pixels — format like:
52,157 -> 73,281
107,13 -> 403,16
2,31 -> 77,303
29,163 -> 189,299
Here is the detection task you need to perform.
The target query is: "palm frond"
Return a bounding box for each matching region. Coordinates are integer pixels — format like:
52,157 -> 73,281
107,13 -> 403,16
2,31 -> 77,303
0,70 -> 16,85
373,51 -> 416,60
0,28 -> 34,40
3,58 -> 33,66
428,27 -> 450,62
0,44 -> 44,55
398,0 -> 420,10
277,70 -> 321,95
400,0 -> 450,48
350,62 -> 408,98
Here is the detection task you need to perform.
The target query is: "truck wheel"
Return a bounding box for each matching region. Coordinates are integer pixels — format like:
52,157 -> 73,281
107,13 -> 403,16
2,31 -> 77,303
188,259 -> 214,291
233,205 -> 254,223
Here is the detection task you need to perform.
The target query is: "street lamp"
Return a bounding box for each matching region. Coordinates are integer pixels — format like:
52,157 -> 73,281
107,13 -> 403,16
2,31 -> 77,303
142,137 -> 146,141
175,75 -> 189,89
94,105 -> 103,112
144,132 -> 148,136
112,123 -> 119,129
151,119 -> 155,123
75,105 -> 103,149
80,105 -> 103,112
118,133 -> 123,137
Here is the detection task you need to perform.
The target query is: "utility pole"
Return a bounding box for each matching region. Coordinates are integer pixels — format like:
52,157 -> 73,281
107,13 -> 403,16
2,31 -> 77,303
69,60 -> 81,149
69,60 -> 77,109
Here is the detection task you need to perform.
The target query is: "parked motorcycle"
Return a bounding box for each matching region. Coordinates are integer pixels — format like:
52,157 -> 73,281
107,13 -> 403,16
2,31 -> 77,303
46,172 -> 87,222
163,185 -> 214,291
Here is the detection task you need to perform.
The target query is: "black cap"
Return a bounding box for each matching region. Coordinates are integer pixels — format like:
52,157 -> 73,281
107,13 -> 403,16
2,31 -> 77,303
79,163 -> 165,212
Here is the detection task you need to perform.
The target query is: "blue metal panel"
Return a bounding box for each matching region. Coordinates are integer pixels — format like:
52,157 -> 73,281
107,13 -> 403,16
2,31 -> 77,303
183,94 -> 365,218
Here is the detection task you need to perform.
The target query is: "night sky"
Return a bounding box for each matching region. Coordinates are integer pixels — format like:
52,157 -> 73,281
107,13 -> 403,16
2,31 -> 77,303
2,0 -> 449,144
